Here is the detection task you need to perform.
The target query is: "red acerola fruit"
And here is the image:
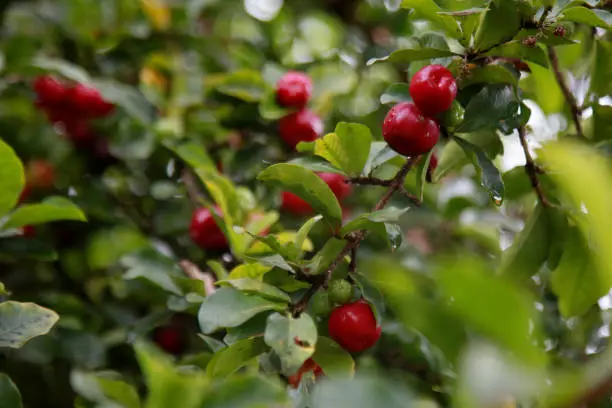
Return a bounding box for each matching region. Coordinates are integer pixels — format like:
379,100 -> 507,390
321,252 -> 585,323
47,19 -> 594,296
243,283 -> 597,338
318,172 -> 351,201
328,299 -> 381,353
288,358 -> 324,388
276,71 -> 313,108
20,225 -> 36,238
63,119 -> 97,148
281,192 -> 313,216
153,326 -> 186,355
382,102 -> 439,157
409,64 -> 457,117
69,83 -> 114,117
189,206 -> 229,251
426,153 -> 438,183
18,184 -> 32,204
279,109 -> 324,150
26,160 -> 55,189
33,76 -> 67,105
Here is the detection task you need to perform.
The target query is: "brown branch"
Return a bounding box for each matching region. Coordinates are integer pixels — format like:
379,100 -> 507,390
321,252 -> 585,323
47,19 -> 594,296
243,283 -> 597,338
518,126 -> 553,208
179,260 -> 216,296
291,156 -> 419,316
347,177 -> 392,187
547,46 -> 584,139
349,247 -> 358,274
399,187 -> 422,206
181,168 -> 202,208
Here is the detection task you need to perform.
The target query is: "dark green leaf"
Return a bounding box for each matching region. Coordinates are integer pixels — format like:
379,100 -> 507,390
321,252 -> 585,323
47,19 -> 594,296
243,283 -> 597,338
340,207 -> 410,237
0,301 -> 59,348
415,151 -> 433,201
257,164 -> 343,225
0,373 -> 22,408
351,273 -> 386,324
368,37 -> 455,66
562,7 -> 612,27
457,85 -> 520,133
264,312 -> 317,373
485,41 -> 548,67
214,70 -> 267,102
311,336 -> 355,379
198,287 -> 286,334
460,65 -> 518,88
224,312 -> 271,344
3,197 -> 87,230
0,139 -> 24,218
121,249 -> 184,296
206,337 -> 268,378
380,83 -> 412,105
0,237 -> 57,262
217,278 -> 291,304
474,0 -> 522,52
303,238 -> 346,276
454,136 -> 505,204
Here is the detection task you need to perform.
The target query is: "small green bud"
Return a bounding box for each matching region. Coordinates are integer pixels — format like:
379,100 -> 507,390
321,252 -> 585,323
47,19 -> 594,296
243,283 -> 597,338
312,291 -> 331,316
328,279 -> 353,305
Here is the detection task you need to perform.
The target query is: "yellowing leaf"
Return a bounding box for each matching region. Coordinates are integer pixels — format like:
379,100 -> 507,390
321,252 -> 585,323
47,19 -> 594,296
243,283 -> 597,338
140,0 -> 171,30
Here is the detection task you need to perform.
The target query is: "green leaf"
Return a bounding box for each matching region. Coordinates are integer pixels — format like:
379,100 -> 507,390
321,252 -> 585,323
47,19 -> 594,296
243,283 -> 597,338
454,136 -> 505,205
457,85 -> 521,133
215,70 -> 267,102
551,227 -> 604,318
134,342 -> 207,408
400,0 -> 462,38
86,226 -> 149,270
311,336 -> 355,379
288,157 -> 346,175
257,164 -> 343,225
0,301 -> 59,348
0,373 -> 22,408
415,151 -> 433,201
0,139 -> 24,218
380,83 -> 412,105
121,249 -> 184,296
228,263 -> 272,280
436,256 -> 545,365
474,0 -> 522,52
340,207 -> 410,237
485,41 -> 549,67
432,130 -> 502,182
312,122 -> 373,175
562,7 -> 612,27
498,203 -> 554,280
311,375 -> 415,408
363,143 -> 400,175
258,89 -> 292,121
351,273 -> 386,324
0,237 -> 57,262
217,278 -> 291,304
70,370 -> 141,408
293,215 -> 324,260
30,56 -> 91,83
3,197 -> 87,230
92,78 -> 155,124
200,375 -> 288,408
460,65 -> 518,88
520,62 -> 564,114
224,312 -> 271,344
304,238 -> 347,275
206,337 -> 268,379
590,40 -> 612,98
368,33 -> 456,65
264,312 -> 317,373
164,139 -> 217,173
198,287 -> 286,334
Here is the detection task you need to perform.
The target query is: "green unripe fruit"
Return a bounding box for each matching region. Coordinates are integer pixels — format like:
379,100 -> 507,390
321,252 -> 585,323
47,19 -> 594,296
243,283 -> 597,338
312,291 -> 331,316
440,100 -> 464,130
328,279 -> 353,305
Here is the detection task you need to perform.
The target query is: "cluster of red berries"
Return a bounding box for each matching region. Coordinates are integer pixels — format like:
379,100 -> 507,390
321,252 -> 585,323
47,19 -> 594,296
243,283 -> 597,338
383,65 -> 457,157
281,172 -> 351,216
276,72 -> 324,150
33,75 -> 114,150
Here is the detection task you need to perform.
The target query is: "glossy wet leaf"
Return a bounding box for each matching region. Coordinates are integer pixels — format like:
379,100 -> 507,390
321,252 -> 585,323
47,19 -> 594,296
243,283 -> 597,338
458,85 -> 521,133
206,337 -> 269,379
264,312 -> 317,373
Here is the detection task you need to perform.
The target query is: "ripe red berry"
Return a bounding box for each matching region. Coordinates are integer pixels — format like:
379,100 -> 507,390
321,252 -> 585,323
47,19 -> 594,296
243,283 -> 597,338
426,153 -> 438,183
409,65 -> 457,117
153,326 -> 186,355
318,173 -> 351,201
382,102 -> 439,157
328,299 -> 381,353
18,184 -> 32,204
68,83 -> 114,118
33,76 -> 67,105
281,192 -> 313,216
276,71 -> 313,108
26,160 -> 55,189
20,225 -> 36,238
279,109 -> 323,150
63,119 -> 97,148
189,206 -> 229,251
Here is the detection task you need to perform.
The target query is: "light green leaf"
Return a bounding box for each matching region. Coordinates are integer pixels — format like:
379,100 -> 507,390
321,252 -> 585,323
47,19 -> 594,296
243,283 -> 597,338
312,336 -> 355,379
562,7 -> 612,27
304,238 -> 347,276
257,164 -> 343,225
206,337 -> 268,379
224,313 -> 270,344
436,256 -> 545,365
521,62 -> 564,114
258,89 -> 292,121
264,312 -> 317,373
198,287 -> 286,334
288,157 -> 346,175
454,136 -> 505,205
31,56 -> 91,83
164,139 -> 217,173
3,197 -> 87,230
474,0 -> 522,52
217,278 -> 291,304
0,139 -> 24,218
0,373 -> 22,408
215,70 -> 267,102
368,33 -> 456,65
485,41 -> 549,67
312,122 -> 373,175
401,0 -> 462,38
121,249 -> 183,296
70,370 -> 141,408
311,375 -> 415,408
86,226 -> 149,270
551,227 -> 604,318
228,263 -> 272,280
199,375 -> 288,408
293,215 -> 324,260
340,207 -> 410,237
363,143 -> 400,175
0,301 -> 59,348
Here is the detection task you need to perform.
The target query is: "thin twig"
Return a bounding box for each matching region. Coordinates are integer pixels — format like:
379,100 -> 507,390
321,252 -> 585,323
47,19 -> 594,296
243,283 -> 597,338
518,126 -> 552,208
346,177 -> 392,187
547,46 -> 584,139
537,5 -> 553,27
179,260 -> 216,296
291,157 -> 419,316
349,247 -> 358,274
399,187 -> 422,206
181,168 -> 202,208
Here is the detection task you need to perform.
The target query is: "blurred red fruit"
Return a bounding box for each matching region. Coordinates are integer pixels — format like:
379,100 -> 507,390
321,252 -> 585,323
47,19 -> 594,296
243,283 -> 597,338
153,326 -> 186,355
33,76 -> 67,105
26,160 -> 55,189
279,109 -> 323,149
189,206 -> 229,251
276,71 -> 313,108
